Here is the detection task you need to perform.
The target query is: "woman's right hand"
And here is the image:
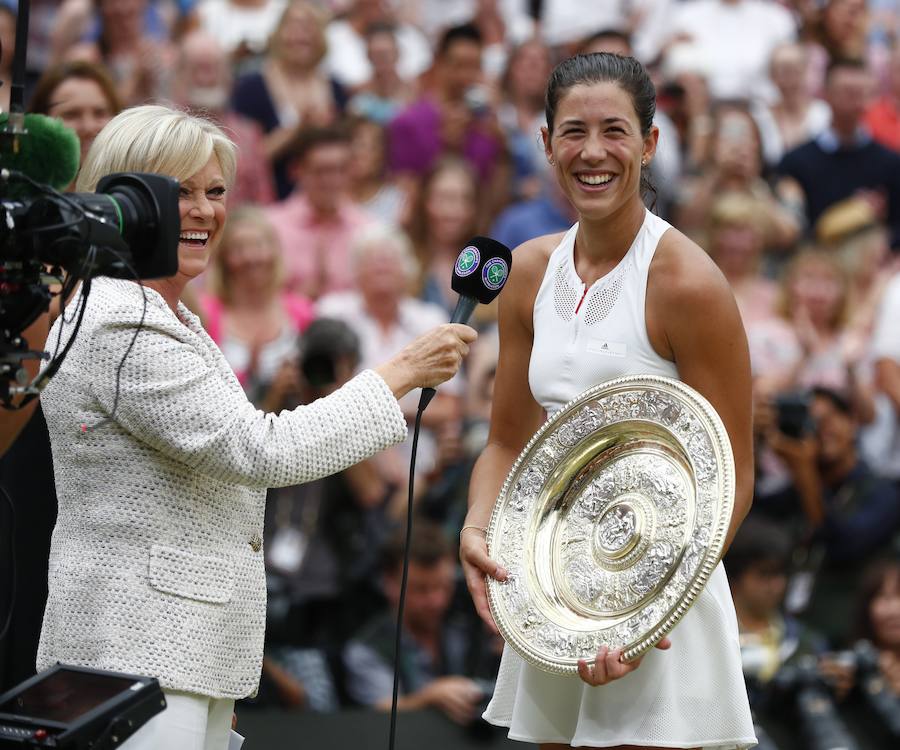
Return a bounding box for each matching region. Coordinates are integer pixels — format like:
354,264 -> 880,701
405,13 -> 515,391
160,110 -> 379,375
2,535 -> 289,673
376,324 -> 477,399
459,527 -> 507,633
576,638 -> 671,687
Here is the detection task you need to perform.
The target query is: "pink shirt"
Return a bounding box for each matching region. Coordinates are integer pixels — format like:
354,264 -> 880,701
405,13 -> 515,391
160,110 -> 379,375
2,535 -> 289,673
266,194 -> 373,299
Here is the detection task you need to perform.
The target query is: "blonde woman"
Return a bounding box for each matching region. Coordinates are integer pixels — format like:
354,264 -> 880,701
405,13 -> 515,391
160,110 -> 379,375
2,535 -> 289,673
201,206 -> 313,405
232,0 -> 346,198
706,191 -> 778,327
38,104 -> 476,749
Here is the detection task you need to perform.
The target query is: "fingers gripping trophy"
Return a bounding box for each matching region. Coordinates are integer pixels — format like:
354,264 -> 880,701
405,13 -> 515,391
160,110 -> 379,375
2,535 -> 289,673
460,53 -> 758,750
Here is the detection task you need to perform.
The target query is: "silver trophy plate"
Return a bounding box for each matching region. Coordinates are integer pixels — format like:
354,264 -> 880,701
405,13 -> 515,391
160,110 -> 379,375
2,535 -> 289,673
486,375 -> 735,674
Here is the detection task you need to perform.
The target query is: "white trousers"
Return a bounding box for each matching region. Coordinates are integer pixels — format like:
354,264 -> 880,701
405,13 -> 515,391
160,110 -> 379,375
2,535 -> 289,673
122,690 -> 235,750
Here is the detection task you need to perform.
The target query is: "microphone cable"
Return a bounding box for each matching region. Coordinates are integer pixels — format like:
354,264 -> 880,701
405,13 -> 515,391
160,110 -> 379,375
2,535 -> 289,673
387,402 -> 426,750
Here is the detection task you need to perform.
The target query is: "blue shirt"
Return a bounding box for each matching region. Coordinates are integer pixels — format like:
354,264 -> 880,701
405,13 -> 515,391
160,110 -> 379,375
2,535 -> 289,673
490,195 -> 573,251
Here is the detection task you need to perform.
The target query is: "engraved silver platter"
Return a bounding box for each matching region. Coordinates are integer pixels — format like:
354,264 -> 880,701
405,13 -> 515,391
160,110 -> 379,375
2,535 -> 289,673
486,375 -> 734,674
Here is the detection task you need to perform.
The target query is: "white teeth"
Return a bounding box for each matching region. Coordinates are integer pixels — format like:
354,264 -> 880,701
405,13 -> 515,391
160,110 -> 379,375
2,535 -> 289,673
578,174 -> 613,185
180,231 -> 209,241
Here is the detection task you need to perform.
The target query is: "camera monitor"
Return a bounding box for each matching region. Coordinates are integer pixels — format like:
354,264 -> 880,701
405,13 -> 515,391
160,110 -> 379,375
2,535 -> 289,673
0,664 -> 165,748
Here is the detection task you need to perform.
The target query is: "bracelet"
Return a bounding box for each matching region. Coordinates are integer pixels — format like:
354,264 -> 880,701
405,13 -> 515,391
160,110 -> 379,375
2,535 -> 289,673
460,524 -> 488,537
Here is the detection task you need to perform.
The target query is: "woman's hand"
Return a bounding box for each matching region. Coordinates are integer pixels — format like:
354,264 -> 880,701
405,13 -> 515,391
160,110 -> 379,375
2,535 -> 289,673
376,324 -> 478,399
576,639 -> 672,687
459,527 -> 507,633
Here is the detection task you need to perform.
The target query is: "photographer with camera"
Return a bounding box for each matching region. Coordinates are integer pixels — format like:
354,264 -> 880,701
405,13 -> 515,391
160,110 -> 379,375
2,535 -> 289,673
343,521 -> 500,727
258,318 -> 396,712
762,387 -> 900,646
35,104 -> 477,749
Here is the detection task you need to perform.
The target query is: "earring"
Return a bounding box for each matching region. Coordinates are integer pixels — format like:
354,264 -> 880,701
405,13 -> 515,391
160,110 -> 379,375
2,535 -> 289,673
641,158 -> 648,166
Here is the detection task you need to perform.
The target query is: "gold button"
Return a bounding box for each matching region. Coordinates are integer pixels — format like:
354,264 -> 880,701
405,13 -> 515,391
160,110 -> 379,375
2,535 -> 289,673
249,534 -> 262,552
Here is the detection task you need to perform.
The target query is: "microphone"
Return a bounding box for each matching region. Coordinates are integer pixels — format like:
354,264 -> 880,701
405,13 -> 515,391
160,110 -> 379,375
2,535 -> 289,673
418,236 -> 512,412
1,113 -> 81,197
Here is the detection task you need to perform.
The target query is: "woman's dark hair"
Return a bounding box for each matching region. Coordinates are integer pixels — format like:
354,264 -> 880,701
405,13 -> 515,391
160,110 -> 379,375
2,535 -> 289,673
853,556 -> 900,647
28,60 -> 123,117
545,53 -> 657,206
544,53 -> 655,137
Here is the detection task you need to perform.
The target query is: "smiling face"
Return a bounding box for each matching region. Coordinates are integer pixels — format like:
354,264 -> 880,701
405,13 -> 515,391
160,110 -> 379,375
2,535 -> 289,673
176,155 -> 227,280
47,77 -> 116,165
542,82 -> 657,224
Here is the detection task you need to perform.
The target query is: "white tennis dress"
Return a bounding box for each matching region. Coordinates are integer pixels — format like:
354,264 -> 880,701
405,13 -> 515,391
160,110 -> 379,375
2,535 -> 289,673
483,211 -> 757,749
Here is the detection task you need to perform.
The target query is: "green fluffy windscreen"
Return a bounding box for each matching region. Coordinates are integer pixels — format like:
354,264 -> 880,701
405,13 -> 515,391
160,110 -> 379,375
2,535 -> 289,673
0,113 -> 81,195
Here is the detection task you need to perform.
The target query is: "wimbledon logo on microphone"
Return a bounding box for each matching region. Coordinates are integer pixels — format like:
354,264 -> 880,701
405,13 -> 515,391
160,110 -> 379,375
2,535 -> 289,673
482,257 -> 509,291
455,246 -> 480,277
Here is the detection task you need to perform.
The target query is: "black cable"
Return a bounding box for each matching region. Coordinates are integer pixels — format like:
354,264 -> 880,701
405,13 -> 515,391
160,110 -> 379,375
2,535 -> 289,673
0,483 -> 16,642
388,405 -> 425,750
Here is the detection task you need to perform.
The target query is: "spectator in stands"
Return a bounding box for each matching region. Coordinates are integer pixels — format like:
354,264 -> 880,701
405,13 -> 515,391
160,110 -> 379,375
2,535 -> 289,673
387,24 -> 503,186
406,158 -> 481,316
762,387 -> 900,645
853,557 -> 900,695
495,38 -> 554,202
266,126 -> 373,299
655,45 -> 716,176
259,318 -> 394,711
317,224 -> 464,500
63,0 -> 175,106
347,116 -> 409,227
753,42 -> 832,167
323,0 -> 431,90
171,30 -> 276,205
343,522 -> 498,725
726,517 -> 825,703
411,0 -> 534,54
538,0 -> 631,51
814,197 -> 894,348
676,104 -> 800,248
28,60 -> 121,175
232,0 -> 346,199
346,22 -> 416,126
749,250 -> 858,395
705,192 -> 777,327
802,0 -> 870,90
864,45 -> 900,153
196,0 -> 287,59
200,206 -> 313,405
666,0 -> 796,102
866,270 -> 900,483
777,58 -> 900,250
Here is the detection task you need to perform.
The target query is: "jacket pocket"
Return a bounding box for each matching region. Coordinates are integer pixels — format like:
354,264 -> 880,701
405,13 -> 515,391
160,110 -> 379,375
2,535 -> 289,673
148,544 -> 234,604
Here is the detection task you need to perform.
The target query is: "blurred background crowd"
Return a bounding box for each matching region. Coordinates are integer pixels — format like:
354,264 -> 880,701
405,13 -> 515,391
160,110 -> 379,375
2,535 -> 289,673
3,0 -> 900,746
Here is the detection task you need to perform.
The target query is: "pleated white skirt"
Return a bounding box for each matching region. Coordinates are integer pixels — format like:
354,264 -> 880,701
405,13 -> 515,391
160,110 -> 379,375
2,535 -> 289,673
483,564 -> 757,749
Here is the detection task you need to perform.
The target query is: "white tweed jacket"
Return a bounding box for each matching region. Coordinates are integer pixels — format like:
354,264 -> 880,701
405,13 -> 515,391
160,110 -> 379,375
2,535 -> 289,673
37,277 -> 407,699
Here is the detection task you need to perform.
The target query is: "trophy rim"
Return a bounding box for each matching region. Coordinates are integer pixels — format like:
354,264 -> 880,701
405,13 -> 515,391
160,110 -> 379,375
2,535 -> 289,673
485,374 -> 735,675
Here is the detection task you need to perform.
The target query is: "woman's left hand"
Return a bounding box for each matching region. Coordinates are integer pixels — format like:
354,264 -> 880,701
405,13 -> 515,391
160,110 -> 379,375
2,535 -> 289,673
576,639 -> 671,686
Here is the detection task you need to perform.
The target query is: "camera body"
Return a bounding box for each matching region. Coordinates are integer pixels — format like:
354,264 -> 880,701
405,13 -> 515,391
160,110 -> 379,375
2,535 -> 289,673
774,391 -> 814,439
0,171 -> 181,403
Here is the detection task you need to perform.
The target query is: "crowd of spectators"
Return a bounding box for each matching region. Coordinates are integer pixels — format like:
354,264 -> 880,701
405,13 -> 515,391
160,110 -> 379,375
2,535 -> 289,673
3,0 -> 900,740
